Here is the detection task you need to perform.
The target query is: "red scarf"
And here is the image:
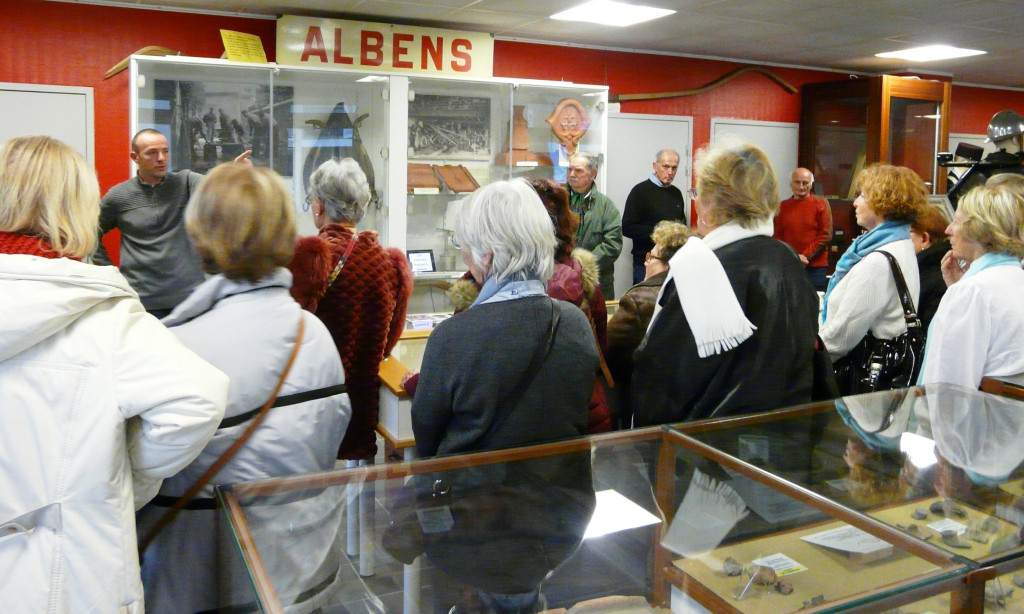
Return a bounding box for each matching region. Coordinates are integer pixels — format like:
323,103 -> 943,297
0,231 -> 74,260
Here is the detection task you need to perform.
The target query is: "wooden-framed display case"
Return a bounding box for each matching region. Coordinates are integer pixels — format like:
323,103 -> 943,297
213,383 -> 1024,614
799,74 -> 951,199
129,56 -> 608,314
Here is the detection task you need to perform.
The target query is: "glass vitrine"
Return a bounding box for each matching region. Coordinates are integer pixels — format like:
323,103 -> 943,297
218,406 -> 982,613
675,384 -> 1024,612
799,75 -> 951,197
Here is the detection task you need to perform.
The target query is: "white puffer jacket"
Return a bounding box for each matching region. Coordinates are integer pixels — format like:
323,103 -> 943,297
0,255 -> 228,614
137,269 -> 351,614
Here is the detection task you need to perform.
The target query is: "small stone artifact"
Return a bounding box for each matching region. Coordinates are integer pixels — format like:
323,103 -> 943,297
775,580 -> 794,595
981,517 -> 1000,533
967,522 -> 991,544
941,529 -> 972,549
722,557 -> 742,576
748,564 -> 777,586
991,531 -> 1023,554
911,508 -> 928,520
802,594 -> 826,608
896,523 -> 931,541
1012,572 -> 1024,589
984,581 -> 1013,607
930,500 -> 967,518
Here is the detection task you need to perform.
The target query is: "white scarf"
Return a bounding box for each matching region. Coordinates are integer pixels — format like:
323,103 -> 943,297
649,218 -> 774,357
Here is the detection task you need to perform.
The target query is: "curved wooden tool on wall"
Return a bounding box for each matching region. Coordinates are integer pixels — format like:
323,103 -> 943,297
610,66 -> 797,103
104,46 -> 182,79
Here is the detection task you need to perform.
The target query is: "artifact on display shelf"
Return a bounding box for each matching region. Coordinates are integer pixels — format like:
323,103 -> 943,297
495,105 -> 554,167
302,102 -> 378,206
435,164 -> 480,192
407,163 -> 441,194
545,98 -> 590,156
153,79 -> 292,176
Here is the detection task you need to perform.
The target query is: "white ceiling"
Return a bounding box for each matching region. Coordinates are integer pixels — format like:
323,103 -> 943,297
59,0 -> 1024,89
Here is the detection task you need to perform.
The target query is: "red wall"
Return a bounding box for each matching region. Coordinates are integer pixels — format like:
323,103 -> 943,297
2,1 -> 1017,223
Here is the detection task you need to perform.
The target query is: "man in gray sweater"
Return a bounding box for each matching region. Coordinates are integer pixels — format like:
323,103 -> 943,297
94,129 -> 250,317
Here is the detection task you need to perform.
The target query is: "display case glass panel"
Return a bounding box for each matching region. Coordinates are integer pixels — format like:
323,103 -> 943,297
677,383 -> 1024,612
219,421 -> 973,613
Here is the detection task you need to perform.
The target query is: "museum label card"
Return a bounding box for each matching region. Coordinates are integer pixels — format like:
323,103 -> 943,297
801,525 -> 893,555
927,518 -> 967,534
751,553 -> 807,576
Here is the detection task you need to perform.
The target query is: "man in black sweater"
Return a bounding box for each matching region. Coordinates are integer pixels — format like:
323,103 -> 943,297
622,149 -> 687,284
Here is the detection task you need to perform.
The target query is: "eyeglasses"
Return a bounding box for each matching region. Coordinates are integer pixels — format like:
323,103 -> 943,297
686,188 -> 697,200
645,251 -> 665,263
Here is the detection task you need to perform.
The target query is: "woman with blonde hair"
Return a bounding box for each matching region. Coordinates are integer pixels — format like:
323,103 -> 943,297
0,135 -> 227,613
632,140 -> 819,425
138,164 -> 351,613
919,184 -> 1024,388
819,164 -> 926,390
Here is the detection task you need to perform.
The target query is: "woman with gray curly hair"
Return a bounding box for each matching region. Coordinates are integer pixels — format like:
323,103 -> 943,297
632,140 -> 819,425
919,184 -> 1024,388
411,179 -> 600,457
289,157 -> 412,462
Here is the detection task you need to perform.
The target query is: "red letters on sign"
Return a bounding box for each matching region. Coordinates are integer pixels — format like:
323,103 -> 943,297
300,26 -> 477,73
301,27 -> 328,63
451,39 -> 472,72
361,30 -> 384,66
422,37 -> 443,70
393,33 -> 414,69
334,28 -> 353,64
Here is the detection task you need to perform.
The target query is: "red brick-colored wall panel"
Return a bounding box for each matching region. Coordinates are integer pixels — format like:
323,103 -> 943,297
950,86 -> 1024,135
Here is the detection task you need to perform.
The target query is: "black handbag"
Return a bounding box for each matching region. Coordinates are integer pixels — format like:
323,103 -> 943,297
833,251 -> 925,395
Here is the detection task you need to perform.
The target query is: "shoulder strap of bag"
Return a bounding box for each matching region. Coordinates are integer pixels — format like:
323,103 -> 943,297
876,251 -> 922,329
479,298 -> 562,442
139,314 -> 306,554
327,231 -> 359,286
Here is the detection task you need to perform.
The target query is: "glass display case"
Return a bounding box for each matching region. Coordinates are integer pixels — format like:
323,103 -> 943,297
213,384 -> 1024,614
131,56 -> 608,315
676,384 -> 1024,612
799,75 -> 951,197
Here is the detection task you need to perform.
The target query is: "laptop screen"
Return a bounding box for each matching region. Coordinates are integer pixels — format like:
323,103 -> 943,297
407,249 -> 436,273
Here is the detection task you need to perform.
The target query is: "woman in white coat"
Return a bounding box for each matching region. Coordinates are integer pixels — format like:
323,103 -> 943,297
0,135 -> 228,613
136,164 -> 352,614
820,164 -> 926,391
919,184 -> 1024,388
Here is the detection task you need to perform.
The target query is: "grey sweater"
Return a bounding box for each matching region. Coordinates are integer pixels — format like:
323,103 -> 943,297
94,171 -> 206,311
412,296 -> 599,457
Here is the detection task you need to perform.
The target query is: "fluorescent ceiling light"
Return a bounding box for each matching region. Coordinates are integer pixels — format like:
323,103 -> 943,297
356,76 -> 388,83
551,0 -> 675,27
875,45 -> 986,62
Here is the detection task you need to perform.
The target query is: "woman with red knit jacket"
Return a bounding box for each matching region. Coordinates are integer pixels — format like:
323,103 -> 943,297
289,158 -> 413,461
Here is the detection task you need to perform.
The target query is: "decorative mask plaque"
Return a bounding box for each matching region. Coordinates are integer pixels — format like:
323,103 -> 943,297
545,99 -> 590,156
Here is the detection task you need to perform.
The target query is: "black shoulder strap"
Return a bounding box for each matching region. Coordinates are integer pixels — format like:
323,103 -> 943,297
876,251 -> 922,329
479,298 -> 562,441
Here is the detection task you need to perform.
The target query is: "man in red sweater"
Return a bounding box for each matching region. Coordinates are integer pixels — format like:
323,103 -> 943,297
773,168 -> 832,291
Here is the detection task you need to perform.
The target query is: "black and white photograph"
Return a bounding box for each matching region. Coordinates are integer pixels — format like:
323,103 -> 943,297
153,79 -> 293,175
408,94 -> 490,159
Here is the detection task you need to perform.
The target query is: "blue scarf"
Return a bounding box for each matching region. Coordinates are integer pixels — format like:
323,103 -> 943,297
916,251 -> 1022,384
821,221 -> 910,322
961,251 -> 1020,279
471,275 -> 547,308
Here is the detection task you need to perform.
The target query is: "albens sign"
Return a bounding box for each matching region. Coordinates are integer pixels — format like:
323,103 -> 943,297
277,16 -> 494,78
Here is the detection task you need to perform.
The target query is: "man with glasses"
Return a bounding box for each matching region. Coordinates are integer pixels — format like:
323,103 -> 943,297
566,151 -> 622,298
622,149 -> 686,284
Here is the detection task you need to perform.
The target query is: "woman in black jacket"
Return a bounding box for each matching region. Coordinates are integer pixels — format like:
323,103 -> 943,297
910,205 -> 952,331
632,140 -> 819,426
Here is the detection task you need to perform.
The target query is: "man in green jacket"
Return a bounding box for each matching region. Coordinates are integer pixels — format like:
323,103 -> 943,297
566,152 -> 623,298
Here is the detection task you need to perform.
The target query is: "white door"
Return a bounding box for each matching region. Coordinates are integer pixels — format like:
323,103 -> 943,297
710,118 -> 798,199
0,82 -> 94,165
606,112 -> 692,298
